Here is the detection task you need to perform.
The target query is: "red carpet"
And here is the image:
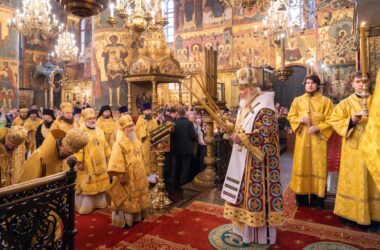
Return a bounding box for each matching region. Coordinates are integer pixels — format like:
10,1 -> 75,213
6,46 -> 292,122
327,132 -> 342,172
74,189 -> 380,249
279,188 -> 380,250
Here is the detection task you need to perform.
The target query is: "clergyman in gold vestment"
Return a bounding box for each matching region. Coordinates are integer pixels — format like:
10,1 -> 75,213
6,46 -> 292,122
287,75 -> 333,208
0,126 -> 27,187
135,103 -> 158,176
50,102 -> 79,132
23,109 -> 42,155
96,105 -> 116,148
75,108 -> 111,214
361,69 -> 380,191
19,128 -> 89,182
329,72 -> 380,230
108,115 -> 150,228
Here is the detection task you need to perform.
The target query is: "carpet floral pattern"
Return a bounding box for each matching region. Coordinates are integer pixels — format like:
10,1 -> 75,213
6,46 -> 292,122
74,188 -> 380,249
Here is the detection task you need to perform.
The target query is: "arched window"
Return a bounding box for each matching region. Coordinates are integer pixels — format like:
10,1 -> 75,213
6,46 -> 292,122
288,0 -> 315,30
80,18 -> 86,62
162,0 -> 174,43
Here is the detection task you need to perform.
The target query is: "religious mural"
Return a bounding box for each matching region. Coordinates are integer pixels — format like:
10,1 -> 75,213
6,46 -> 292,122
323,64 -> 355,103
0,58 -> 18,108
232,3 -> 265,25
175,0 -> 237,32
83,17 -> 93,79
0,4 -> 18,108
317,9 -> 356,65
232,24 -> 275,69
92,26 -> 141,109
316,0 -> 354,12
0,6 -> 18,59
174,0 -> 357,106
174,26 -> 237,71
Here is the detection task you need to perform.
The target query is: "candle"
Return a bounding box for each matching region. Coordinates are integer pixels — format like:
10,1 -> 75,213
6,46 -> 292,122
110,2 -> 115,17
280,33 -> 285,69
360,22 -> 367,78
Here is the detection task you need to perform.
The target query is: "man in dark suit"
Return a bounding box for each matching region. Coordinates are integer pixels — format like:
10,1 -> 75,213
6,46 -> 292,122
163,108 -> 177,184
171,108 -> 197,189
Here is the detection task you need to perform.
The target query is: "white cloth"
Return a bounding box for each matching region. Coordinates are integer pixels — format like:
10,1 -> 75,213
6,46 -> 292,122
221,92 -> 275,204
75,192 -> 107,214
111,209 -> 148,228
232,224 -> 277,245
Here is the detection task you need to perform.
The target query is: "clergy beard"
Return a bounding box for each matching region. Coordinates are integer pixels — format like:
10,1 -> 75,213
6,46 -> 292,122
85,121 -> 96,129
103,115 -> 110,119
239,93 -> 256,109
127,131 -> 137,141
44,120 -> 53,127
62,116 -> 74,124
144,114 -> 152,121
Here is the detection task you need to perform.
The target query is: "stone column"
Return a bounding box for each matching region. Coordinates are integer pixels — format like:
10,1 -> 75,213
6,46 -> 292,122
178,82 -> 182,105
49,76 -> 54,108
152,80 -> 158,115
127,81 -> 132,114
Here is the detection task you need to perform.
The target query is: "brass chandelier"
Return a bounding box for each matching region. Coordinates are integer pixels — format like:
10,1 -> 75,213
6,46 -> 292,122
52,29 -> 79,63
56,0 -> 109,17
108,0 -> 166,32
260,0 -> 305,81
9,0 -> 63,45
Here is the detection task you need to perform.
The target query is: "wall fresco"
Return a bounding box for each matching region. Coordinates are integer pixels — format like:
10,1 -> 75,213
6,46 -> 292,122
0,6 -> 18,59
0,58 -> 18,108
92,23 -> 141,109
0,4 -> 18,108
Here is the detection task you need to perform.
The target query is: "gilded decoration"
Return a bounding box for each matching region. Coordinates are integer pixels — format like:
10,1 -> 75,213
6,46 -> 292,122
317,9 -> 356,65
61,79 -> 92,106
316,0 -> 354,12
128,21 -> 182,76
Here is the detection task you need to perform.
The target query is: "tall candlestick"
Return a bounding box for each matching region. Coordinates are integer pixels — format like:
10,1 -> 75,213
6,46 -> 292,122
360,22 -> 367,78
280,33 -> 285,69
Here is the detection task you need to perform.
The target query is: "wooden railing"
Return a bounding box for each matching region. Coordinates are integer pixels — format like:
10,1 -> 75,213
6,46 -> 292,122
0,156 -> 77,250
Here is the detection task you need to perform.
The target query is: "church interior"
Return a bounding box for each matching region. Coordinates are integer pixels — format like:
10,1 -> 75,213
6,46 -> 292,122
1,0 -> 380,249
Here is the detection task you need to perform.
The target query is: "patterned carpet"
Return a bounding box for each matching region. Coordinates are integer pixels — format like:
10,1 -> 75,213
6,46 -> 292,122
74,188 -> 380,249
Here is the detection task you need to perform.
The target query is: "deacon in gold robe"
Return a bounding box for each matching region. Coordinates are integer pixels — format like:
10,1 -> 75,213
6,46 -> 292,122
108,115 -> 150,228
35,109 -> 56,148
118,106 -> 129,118
75,108 -> 111,214
50,102 -> 79,132
96,105 -> 116,147
12,108 -> 28,126
222,67 -> 283,245
361,69 -> 380,190
329,72 -> 380,231
287,75 -> 333,208
0,126 -> 27,187
11,108 -> 28,171
19,128 -> 88,182
23,109 -> 42,154
135,103 -> 158,175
